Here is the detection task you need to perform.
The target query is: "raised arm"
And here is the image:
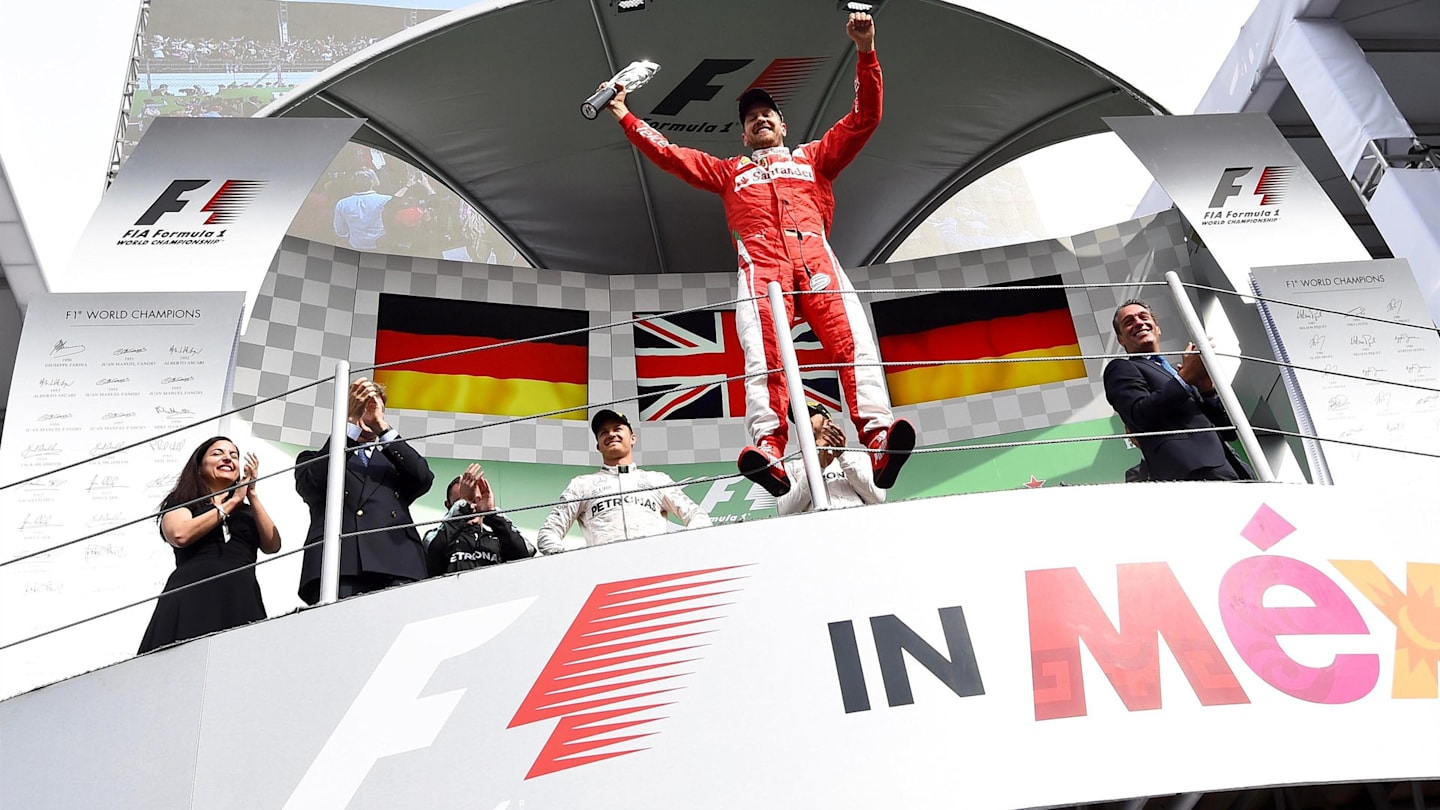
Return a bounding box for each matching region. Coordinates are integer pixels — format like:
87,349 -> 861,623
424,500 -> 472,576
242,453 -> 281,554
377,437 -> 434,502
1198,394 -> 1238,441
357,379 -> 433,502
296,379 -> 367,501
1180,343 -> 1239,440
812,13 -> 882,179
485,514 -> 535,561
466,466 -> 534,557
607,85 -> 728,193
294,442 -> 333,504
1103,359 -> 1195,432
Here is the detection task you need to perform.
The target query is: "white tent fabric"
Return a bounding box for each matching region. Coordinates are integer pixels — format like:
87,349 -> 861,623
1274,18 -> 1414,176
262,0 -> 1164,275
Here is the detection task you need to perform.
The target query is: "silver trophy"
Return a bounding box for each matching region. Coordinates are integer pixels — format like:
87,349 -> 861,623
582,60 -> 661,120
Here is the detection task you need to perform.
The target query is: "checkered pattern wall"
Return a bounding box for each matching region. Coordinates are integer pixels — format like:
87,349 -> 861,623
233,210 -> 1192,465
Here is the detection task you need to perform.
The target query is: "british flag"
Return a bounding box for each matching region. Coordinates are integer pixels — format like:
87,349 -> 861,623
634,310 -> 841,421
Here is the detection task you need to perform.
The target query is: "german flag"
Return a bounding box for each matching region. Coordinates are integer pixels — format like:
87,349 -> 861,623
373,293 -> 588,420
871,275 -> 1084,405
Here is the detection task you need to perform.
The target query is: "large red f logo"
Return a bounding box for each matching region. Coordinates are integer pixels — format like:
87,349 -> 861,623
509,566 -> 746,779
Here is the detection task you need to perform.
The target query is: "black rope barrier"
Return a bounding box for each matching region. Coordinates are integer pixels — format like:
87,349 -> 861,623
1,294 -> 770,492
1214,352 -> 1440,394
7,273 -> 1436,657
0,467 -> 757,653
1181,280 -> 1440,335
0,459 -> 323,569
3,422 -> 1248,651
788,280 -> 1172,296
1251,426 -> 1440,461
0,278 -> 1201,494
0,374 -> 334,491
0,537 -> 317,654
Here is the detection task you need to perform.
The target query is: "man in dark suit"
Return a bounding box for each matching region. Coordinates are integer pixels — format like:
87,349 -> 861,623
1104,299 -> 1252,482
295,378 -> 434,604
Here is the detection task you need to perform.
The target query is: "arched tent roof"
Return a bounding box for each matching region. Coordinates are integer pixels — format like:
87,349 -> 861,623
261,0 -> 1164,275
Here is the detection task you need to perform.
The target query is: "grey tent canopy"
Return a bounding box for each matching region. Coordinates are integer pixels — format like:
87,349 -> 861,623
263,0 -> 1164,275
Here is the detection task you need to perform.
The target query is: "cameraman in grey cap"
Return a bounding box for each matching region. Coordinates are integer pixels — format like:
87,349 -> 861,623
536,409 -> 711,553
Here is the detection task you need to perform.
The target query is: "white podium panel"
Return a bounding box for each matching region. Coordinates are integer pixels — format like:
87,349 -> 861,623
0,291 -> 245,699
3,482 -> 1439,809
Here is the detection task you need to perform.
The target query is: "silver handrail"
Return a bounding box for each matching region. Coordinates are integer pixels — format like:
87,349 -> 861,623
768,281 -> 830,511
7,274 -> 1439,677
1164,270 -> 1275,481
319,360 -> 350,606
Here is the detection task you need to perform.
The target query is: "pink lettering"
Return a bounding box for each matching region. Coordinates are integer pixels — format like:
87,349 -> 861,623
1219,556 -> 1378,704
1028,564 -> 1248,720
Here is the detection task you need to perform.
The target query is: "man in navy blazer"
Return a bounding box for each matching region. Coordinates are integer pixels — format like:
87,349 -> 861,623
295,378 -> 434,604
1103,299 -> 1251,481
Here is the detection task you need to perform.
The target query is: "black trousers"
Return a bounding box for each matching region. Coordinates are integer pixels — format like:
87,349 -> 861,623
337,572 -> 414,599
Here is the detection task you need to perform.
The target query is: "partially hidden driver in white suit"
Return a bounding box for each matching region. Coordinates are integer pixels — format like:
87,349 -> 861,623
777,400 -> 885,515
536,409 -> 711,553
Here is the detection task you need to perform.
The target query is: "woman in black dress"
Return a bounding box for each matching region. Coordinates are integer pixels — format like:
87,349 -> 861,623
138,436 -> 282,654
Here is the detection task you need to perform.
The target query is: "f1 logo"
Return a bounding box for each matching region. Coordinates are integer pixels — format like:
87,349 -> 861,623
651,59 -> 752,117
285,597 -> 536,810
650,57 -> 828,117
136,179 -> 266,226
1207,166 -> 1295,208
509,567 -> 744,779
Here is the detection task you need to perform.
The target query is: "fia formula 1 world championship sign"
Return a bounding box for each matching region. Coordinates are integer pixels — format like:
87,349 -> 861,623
61,117 -> 361,322
2,482 -> 1440,809
1107,113 -> 1371,292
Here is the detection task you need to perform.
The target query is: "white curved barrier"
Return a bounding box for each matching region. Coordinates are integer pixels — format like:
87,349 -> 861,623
2,481 -> 1437,809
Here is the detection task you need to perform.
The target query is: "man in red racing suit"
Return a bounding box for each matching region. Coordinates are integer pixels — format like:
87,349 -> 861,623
604,12 -> 915,498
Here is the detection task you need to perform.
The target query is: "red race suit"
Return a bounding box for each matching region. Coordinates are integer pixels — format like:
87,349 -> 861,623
620,49 -> 894,450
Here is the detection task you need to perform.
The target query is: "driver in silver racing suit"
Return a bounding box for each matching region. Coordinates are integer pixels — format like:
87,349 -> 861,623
536,409 -> 711,553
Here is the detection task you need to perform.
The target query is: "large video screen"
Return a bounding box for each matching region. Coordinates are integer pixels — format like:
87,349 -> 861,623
120,0 -> 528,266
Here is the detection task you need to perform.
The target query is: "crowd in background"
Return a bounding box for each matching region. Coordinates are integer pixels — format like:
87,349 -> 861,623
290,145 -> 512,264
119,12 -> 525,264
136,85 -> 283,118
146,34 -> 378,71
123,71 -> 518,263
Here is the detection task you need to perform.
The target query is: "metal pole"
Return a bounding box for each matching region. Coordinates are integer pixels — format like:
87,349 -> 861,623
1164,271 -> 1276,482
319,361 -> 349,605
766,282 -> 829,511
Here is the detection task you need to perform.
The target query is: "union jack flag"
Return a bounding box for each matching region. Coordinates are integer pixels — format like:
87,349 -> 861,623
634,310 -> 841,421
